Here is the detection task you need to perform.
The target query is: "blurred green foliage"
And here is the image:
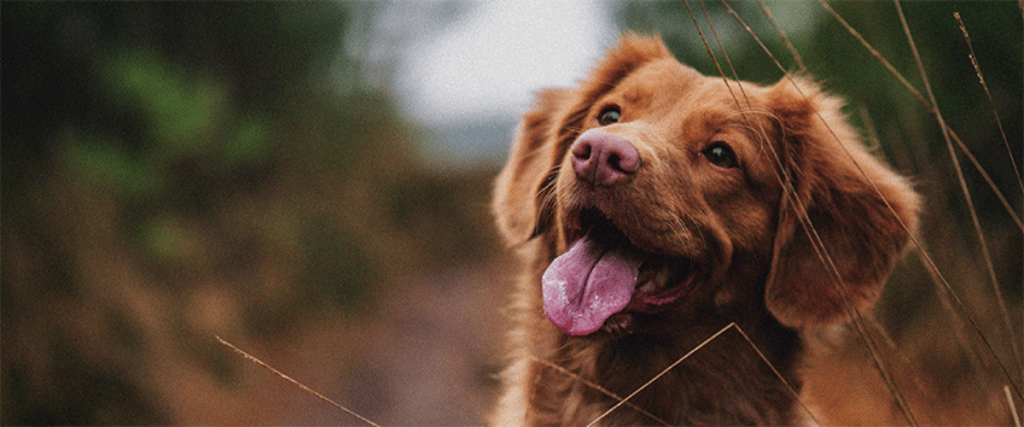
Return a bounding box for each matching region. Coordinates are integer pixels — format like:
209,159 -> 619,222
807,2 -> 1022,218
2,2 -> 416,424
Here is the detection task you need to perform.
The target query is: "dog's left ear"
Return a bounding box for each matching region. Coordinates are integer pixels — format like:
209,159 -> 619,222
492,88 -> 569,244
764,77 -> 921,328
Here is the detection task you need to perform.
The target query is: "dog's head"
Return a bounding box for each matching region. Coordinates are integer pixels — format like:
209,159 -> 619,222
493,35 -> 919,335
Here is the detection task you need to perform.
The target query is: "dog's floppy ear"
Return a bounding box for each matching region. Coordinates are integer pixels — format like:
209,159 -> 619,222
492,35 -> 672,245
764,77 -> 921,328
492,88 -> 569,244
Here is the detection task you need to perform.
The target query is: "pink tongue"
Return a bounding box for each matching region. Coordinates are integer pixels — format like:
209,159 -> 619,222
542,233 -> 644,335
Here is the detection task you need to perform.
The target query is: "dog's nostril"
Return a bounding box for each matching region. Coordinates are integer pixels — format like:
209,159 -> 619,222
570,130 -> 640,187
607,154 -> 624,171
572,140 -> 593,161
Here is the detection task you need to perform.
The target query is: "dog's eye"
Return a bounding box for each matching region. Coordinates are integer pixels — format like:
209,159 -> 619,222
702,143 -> 737,169
597,107 -> 621,126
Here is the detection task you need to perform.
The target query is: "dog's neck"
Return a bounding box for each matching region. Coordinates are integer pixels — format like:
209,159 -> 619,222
527,313 -> 802,426
522,246 -> 804,426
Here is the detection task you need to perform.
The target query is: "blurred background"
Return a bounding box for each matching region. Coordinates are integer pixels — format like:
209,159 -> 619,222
2,1 -> 1020,425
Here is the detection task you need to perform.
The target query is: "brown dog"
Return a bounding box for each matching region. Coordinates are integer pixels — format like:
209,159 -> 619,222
490,35 -> 920,425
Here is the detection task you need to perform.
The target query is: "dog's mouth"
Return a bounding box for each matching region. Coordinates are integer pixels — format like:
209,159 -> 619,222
542,209 -> 700,336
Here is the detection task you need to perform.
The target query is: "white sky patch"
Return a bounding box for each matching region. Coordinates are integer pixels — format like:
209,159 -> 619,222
394,1 -> 616,127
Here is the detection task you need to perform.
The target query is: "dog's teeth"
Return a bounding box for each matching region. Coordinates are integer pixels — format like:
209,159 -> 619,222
655,267 -> 670,288
637,265 -> 672,294
638,279 -> 656,294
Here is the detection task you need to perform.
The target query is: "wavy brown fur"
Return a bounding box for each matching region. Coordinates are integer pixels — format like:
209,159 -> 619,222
491,35 -> 919,426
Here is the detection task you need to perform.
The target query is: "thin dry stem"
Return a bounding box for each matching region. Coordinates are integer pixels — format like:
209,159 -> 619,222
805,0 -> 1024,401
717,2 -> 921,422
584,323 -> 733,427
214,335 -> 383,427
946,128 -> 1024,233
818,0 -> 1024,233
954,12 -> 1023,197
699,0 -> 746,96
731,324 -> 822,426
816,0 -> 927,104
1009,385 -> 1023,427
757,0 -> 806,71
581,323 -> 821,426
912,247 -> 989,374
675,8 -> 840,418
954,11 -> 1024,372
681,0 -> 744,111
794,180 -> 921,426
892,0 -> 1023,400
529,356 -> 671,426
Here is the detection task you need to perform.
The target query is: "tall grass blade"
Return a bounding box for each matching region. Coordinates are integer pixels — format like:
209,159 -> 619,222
891,0 -> 1023,400
716,3 -> 923,422
215,335 -> 382,427
1009,385 -> 1023,427
953,10 -> 1024,375
529,356 -> 671,426
583,323 -> 729,427
816,0 -> 1024,233
756,0 -> 806,71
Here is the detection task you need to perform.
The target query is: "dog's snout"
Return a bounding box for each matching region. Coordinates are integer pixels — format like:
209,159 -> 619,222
570,130 -> 640,187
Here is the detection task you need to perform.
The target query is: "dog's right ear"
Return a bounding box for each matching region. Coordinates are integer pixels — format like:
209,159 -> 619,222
492,88 -> 569,244
763,77 -> 921,328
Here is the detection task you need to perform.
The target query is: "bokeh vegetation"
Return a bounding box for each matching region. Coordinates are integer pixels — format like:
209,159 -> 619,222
3,1 -> 1021,425
3,3 -> 502,424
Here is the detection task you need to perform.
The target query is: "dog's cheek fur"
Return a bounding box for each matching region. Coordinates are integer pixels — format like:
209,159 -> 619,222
695,155 -> 781,256
763,77 -> 921,328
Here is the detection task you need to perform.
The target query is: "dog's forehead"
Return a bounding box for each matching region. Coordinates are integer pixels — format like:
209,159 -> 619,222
615,61 -> 782,175
616,59 -> 703,97
615,60 -> 761,116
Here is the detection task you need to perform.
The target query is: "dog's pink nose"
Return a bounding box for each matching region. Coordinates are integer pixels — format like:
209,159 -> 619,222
570,130 -> 640,187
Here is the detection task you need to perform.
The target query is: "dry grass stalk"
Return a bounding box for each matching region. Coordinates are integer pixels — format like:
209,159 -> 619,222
215,335 -> 382,427
1008,385 -> 1022,427
582,323 -> 821,427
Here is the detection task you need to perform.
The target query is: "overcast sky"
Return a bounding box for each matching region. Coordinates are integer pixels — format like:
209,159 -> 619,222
392,1 -> 617,128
